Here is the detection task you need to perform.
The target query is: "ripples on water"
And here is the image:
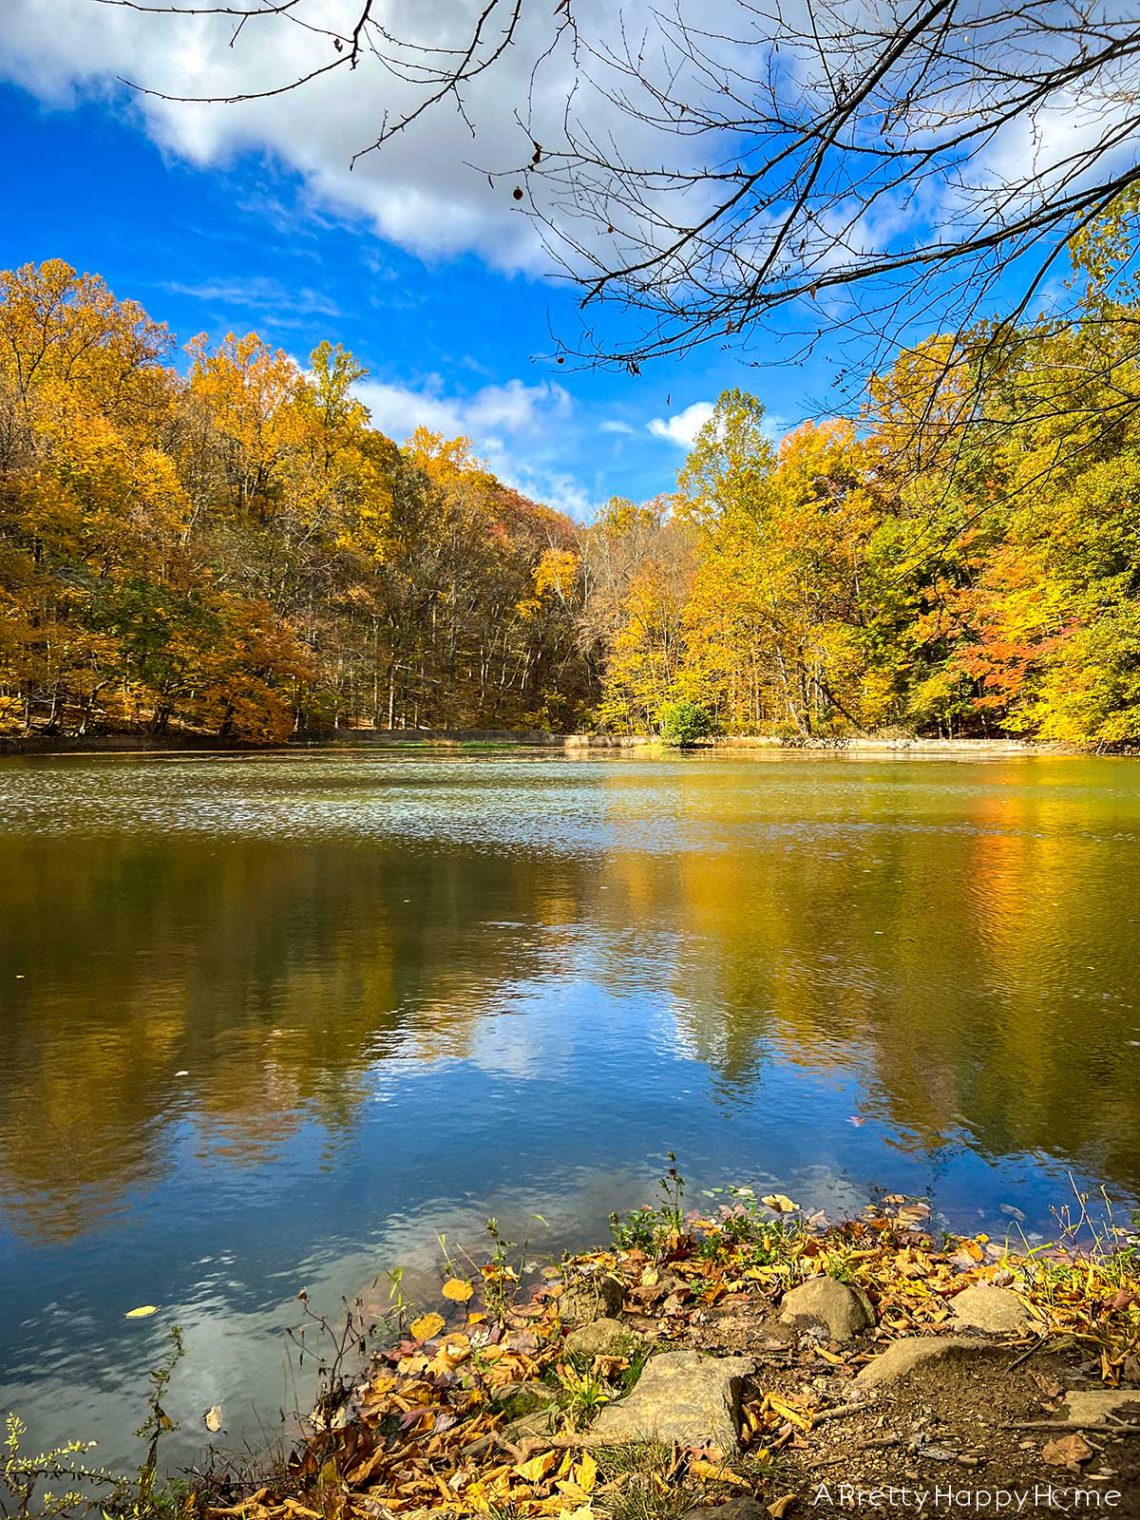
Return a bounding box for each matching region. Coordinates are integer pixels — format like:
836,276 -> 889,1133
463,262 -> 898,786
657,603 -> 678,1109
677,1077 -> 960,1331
0,751 -> 1138,1468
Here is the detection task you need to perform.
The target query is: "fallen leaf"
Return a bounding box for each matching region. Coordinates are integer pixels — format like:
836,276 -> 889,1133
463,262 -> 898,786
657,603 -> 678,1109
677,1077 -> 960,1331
1030,1370 -> 1064,1401
442,1278 -> 474,1303
575,1451 -> 598,1493
1042,1433 -> 1093,1471
768,1497 -> 798,1519
689,1459 -> 748,1485
125,1305 -> 158,1319
410,1312 -> 446,1341
761,1194 -> 798,1214
204,1404 -> 223,1433
513,1450 -> 556,1482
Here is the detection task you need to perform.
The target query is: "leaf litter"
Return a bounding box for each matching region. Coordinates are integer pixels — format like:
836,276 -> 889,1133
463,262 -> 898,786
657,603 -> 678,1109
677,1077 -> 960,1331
198,1190 -> 1140,1520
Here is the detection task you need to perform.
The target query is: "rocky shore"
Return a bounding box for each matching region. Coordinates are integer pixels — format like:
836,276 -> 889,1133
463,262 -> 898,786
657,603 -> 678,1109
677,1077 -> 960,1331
197,1191 -> 1140,1520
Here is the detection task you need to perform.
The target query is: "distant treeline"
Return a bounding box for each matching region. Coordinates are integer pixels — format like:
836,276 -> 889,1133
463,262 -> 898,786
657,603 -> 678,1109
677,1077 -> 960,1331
3,247 -> 1140,746
0,261 -> 593,740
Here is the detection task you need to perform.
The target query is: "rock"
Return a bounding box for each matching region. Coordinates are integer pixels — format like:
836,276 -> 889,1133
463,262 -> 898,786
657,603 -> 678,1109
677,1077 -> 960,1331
1059,1389 -> 1140,1426
681,1501 -> 769,1520
505,1407 -> 553,1442
496,1380 -> 557,1421
640,1266 -> 683,1293
592,1350 -> 752,1454
780,1277 -> 875,1343
950,1284 -> 1029,1333
565,1317 -> 641,1359
855,1337 -> 992,1387
559,1273 -> 625,1326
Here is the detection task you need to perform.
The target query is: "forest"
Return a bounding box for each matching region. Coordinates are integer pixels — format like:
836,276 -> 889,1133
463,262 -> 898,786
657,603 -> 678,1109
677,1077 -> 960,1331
2,248 -> 1140,747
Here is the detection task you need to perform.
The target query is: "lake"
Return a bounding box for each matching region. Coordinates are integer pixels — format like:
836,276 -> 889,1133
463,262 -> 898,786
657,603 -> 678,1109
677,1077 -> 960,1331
1,750 -> 1138,1470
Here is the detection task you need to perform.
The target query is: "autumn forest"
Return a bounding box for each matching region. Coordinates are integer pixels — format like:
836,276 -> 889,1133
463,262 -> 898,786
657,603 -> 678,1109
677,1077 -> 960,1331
3,246 -> 1140,748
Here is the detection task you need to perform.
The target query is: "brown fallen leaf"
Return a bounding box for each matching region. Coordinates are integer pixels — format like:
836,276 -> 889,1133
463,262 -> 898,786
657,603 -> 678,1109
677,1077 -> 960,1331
768,1495 -> 798,1518
1042,1433 -> 1093,1471
1030,1370 -> 1064,1402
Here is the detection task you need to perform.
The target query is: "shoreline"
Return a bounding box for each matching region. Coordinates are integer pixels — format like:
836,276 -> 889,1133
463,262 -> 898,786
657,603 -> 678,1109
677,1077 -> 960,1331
185,1192 -> 1140,1518
0,730 -> 1074,759
8,1187 -> 1139,1518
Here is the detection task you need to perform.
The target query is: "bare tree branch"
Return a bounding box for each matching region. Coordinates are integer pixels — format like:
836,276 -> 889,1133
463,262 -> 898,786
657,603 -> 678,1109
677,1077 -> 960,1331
84,0 -> 1140,374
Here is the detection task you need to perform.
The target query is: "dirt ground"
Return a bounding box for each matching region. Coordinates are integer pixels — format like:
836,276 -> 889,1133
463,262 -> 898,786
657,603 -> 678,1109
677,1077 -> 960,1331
687,1297 -> 1140,1518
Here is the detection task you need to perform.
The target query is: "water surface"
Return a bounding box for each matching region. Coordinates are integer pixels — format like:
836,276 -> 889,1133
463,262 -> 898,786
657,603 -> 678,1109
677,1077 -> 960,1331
1,751 -> 1138,1467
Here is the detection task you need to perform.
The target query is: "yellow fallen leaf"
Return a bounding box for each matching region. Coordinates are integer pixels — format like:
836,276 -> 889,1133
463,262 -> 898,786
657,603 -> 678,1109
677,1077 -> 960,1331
442,1278 -> 474,1302
513,1450 -> 556,1483
204,1404 -> 223,1433
689,1459 -> 748,1486
761,1194 -> 798,1214
766,1393 -> 813,1432
575,1451 -> 598,1493
125,1305 -> 158,1319
410,1312 -> 446,1341
814,1347 -> 846,1365
439,1333 -> 471,1363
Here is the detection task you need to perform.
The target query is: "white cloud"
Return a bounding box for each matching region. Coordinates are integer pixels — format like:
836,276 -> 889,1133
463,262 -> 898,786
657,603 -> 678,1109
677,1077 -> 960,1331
508,466 -> 596,522
647,401 -> 714,448
356,376 -> 571,443
0,0 -> 544,269
599,419 -> 636,436
355,374 -> 595,518
0,0 -> 727,279
0,0 -> 1115,335
165,276 -> 341,321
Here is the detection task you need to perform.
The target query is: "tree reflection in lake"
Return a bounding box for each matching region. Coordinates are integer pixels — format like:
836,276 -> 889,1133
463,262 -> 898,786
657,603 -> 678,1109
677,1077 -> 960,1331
0,752 -> 1137,1466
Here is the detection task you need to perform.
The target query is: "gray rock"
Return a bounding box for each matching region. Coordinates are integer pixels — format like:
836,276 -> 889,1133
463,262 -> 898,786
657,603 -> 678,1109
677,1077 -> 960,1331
780,1277 -> 875,1343
559,1273 -> 625,1326
565,1317 -> 641,1359
497,1380 -> 557,1419
504,1407 -> 554,1442
855,1337 -> 992,1387
681,1502 -> 769,1520
950,1284 -> 1030,1334
1059,1389 -> 1140,1425
592,1350 -> 752,1454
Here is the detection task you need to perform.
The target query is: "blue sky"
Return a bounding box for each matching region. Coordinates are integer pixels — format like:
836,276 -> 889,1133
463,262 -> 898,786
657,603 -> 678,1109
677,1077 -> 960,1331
0,1 -> 1099,521
0,64 -> 829,521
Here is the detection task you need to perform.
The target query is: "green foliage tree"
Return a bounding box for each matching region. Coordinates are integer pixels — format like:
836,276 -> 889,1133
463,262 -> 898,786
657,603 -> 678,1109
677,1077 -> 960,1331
659,699 -> 713,747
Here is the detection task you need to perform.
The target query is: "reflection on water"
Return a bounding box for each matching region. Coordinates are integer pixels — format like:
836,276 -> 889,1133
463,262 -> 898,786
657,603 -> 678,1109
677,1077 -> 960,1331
1,753 -> 1138,1466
